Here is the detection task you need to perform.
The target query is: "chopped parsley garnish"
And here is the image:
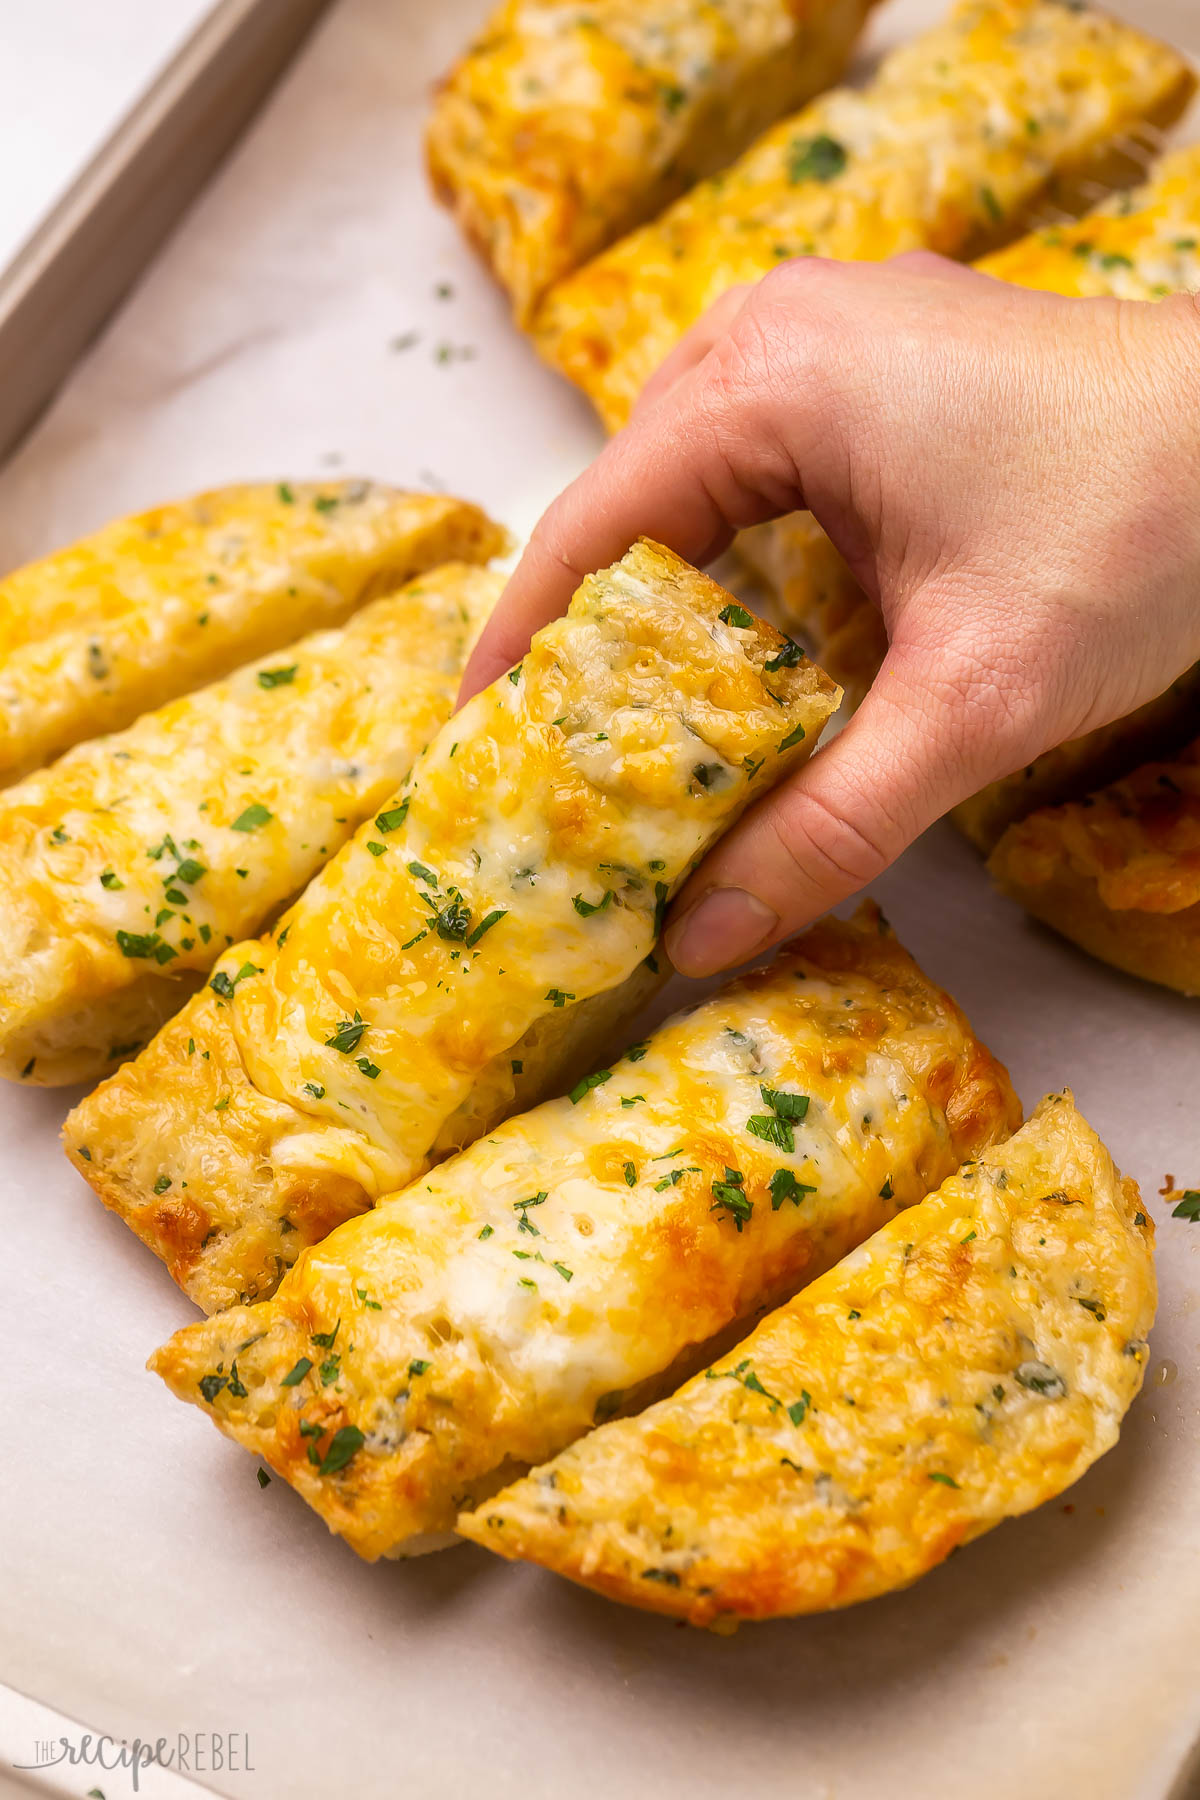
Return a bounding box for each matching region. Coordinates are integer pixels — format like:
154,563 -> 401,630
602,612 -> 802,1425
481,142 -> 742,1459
356,1286 -> 382,1309
621,1095 -> 644,1108
786,133 -> 847,184
303,1082 -> 325,1099
175,857 -> 205,885
1015,1360 -> 1066,1398
711,1169 -> 752,1231
367,841 -> 387,857
508,664 -> 523,685
152,1175 -> 172,1195
466,908 -> 506,947
760,1086 -> 809,1122
928,1471 -> 960,1488
1171,1190 -> 1200,1222
257,1468 -> 271,1488
408,1359 -> 430,1378
573,890 -> 614,917
879,1177 -> 894,1199
777,721 -> 807,752
257,664 -> 298,689
769,1168 -> 815,1210
478,1224 -> 494,1240
311,1321 -> 340,1348
376,801 -> 409,833
706,1356 -> 782,1408
99,869 -> 124,890
199,1374 -> 227,1402
279,1357 -> 313,1387
746,1112 -> 794,1152
624,1040 -> 649,1062
623,1161 -> 637,1187
356,1056 -> 381,1079
434,895 -> 472,941
277,482 -> 295,503
1077,1297 -> 1106,1321
546,988 -> 574,1008
718,603 -> 754,628
325,1013 -> 367,1053
209,961 -> 259,998
568,1069 -> 611,1103
317,1424 -> 364,1476
764,637 -> 805,673
654,1167 -> 700,1191
231,803 -> 272,832
980,184 -> 1004,224
787,1390 -> 812,1427
116,929 -> 164,960
552,1262 -> 573,1282
408,861 -> 437,885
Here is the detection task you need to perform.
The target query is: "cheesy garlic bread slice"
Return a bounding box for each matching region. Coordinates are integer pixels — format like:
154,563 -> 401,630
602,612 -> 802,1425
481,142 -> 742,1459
531,0 -> 1194,431
742,143 -> 1200,743
150,907 -> 1020,1559
427,0 -> 879,322
68,539 -> 840,1313
0,482 -> 505,787
989,739 -> 1200,996
460,1092 -> 1154,1623
0,564 -> 503,1088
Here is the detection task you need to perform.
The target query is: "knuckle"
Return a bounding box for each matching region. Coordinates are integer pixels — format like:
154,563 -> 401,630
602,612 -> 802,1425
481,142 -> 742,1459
765,779 -> 897,895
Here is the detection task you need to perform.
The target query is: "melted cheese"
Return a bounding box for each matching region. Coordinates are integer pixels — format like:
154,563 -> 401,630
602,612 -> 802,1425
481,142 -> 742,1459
0,564 -> 503,1086
427,0 -> 877,321
148,907 -> 1020,1560
460,1093 -> 1154,1623
66,539 -> 840,1313
989,738 -> 1200,995
0,482 -> 506,787
532,0 -> 1194,429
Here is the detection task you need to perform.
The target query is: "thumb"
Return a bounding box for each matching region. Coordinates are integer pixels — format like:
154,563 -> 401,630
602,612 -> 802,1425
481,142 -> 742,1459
663,645 -> 992,976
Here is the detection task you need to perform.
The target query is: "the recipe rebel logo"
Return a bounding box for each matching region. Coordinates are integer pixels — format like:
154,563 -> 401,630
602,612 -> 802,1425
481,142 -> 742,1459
14,1729 -> 255,1789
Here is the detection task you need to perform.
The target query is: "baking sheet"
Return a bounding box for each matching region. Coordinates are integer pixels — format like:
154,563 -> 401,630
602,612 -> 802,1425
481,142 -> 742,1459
1,1 -> 1199,1796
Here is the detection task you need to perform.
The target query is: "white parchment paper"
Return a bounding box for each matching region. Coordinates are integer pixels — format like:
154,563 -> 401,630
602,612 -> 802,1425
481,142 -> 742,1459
0,3 -> 1198,1797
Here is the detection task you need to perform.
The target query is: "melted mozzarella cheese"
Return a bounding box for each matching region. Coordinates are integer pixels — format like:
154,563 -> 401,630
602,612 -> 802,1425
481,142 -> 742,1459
0,482 -> 506,787
0,564 -> 503,1086
148,907 -> 1020,1560
533,0 -> 1193,429
460,1094 -> 1155,1623
427,0 -> 876,320
67,538 -> 839,1315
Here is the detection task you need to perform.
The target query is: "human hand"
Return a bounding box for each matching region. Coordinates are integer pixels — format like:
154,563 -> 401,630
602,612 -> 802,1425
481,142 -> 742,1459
460,254 -> 1200,977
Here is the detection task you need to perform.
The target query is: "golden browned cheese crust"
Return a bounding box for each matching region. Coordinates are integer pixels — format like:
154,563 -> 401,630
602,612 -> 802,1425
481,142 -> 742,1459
460,1093 -> 1154,1623
149,905 -> 1019,1560
0,564 -> 503,1087
68,541 -> 840,1313
532,0 -> 1194,431
989,740 -> 1200,995
427,0 -> 878,322
0,483 -> 506,787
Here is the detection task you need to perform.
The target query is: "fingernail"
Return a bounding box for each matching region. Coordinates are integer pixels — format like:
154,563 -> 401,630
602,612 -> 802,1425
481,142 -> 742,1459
663,888 -> 779,978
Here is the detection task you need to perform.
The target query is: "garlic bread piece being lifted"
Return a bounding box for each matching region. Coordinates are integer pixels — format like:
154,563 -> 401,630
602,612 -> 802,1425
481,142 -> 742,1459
460,1093 -> 1153,1624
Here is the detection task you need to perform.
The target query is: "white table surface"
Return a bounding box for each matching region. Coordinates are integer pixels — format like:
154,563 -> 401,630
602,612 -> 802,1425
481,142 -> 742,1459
0,2 -> 1198,1797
